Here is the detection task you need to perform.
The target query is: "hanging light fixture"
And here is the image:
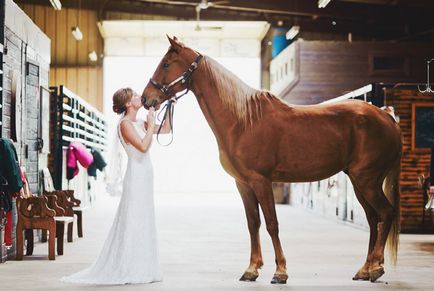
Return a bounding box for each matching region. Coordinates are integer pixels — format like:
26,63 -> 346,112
71,0 -> 83,41
286,26 -> 300,40
49,0 -> 62,10
71,26 -> 83,40
88,51 -> 98,62
318,0 -> 332,8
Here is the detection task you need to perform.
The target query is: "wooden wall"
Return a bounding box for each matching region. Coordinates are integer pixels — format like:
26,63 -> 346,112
386,88 -> 434,232
105,11 -> 176,21
18,4 -> 104,111
272,41 -> 434,105
50,66 -> 103,112
2,0 -> 51,259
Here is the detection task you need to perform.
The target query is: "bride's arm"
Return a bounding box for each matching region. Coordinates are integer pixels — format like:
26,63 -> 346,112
120,116 -> 155,153
145,98 -> 176,134
152,113 -> 171,134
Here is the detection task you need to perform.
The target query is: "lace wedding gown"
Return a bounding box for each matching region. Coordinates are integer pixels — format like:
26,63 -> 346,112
62,119 -> 162,285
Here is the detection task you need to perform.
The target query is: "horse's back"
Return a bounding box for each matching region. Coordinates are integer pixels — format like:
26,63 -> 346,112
266,99 -> 401,182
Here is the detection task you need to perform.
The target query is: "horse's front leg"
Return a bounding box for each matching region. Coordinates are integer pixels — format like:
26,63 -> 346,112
249,176 -> 288,284
236,181 -> 263,282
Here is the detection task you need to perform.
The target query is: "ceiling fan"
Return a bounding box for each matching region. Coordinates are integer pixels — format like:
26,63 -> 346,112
194,0 -> 228,31
137,0 -> 229,30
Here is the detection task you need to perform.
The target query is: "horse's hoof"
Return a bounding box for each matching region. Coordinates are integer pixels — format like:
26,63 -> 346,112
270,274 -> 288,284
239,272 -> 258,282
352,271 -> 370,281
369,267 -> 385,282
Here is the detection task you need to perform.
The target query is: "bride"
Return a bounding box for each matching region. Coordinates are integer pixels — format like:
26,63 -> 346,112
62,87 -> 173,285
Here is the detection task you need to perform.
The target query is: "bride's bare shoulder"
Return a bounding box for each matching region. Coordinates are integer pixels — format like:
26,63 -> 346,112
119,119 -> 135,134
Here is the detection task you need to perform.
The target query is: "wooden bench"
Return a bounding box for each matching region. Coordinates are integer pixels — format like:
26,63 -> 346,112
16,196 -> 56,260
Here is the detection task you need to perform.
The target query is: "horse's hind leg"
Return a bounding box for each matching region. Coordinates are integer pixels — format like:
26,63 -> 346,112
352,178 -> 394,282
351,183 -> 378,281
236,181 -> 263,282
248,176 -> 288,284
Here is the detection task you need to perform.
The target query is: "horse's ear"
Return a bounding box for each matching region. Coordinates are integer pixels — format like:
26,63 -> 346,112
166,34 -> 183,52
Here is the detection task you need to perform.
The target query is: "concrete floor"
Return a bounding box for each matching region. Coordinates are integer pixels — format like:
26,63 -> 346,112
0,191 -> 433,291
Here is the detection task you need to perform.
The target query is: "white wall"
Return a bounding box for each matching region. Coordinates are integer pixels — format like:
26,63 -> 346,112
103,56 -> 260,194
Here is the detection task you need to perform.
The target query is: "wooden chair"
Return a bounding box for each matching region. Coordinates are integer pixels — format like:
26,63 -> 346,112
64,190 -> 84,238
42,168 -> 84,238
42,193 -> 74,255
43,191 -> 75,244
16,196 -> 56,260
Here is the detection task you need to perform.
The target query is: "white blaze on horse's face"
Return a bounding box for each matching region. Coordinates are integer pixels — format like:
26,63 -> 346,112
141,35 -> 187,110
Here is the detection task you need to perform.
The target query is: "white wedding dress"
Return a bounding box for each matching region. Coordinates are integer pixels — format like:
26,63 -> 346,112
62,119 -> 163,285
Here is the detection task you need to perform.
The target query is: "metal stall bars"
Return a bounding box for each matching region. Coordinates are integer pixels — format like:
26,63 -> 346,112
51,86 -> 107,203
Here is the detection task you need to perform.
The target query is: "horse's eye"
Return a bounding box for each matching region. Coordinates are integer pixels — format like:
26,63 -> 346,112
162,62 -> 170,69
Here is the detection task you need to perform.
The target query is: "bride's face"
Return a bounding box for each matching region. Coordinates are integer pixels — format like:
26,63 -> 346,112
129,91 -> 142,110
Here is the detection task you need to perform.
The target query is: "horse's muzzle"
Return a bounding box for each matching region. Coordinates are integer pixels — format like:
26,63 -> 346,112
141,94 -> 147,107
141,95 -> 159,109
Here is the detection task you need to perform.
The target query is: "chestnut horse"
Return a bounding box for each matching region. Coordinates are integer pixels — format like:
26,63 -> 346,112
142,36 -> 402,284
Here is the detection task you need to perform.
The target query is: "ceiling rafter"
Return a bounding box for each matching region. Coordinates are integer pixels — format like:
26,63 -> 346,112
13,0 -> 434,42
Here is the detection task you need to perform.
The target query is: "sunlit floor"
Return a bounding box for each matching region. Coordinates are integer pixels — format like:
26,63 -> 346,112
1,184 -> 433,291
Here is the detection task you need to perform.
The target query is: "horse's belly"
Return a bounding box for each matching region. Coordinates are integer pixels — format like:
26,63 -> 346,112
272,153 -> 346,183
272,167 -> 343,183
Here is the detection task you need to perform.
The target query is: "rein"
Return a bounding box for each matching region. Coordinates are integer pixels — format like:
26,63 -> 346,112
150,54 -> 203,146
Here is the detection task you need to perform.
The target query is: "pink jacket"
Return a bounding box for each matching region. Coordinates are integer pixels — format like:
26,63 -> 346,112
67,142 -> 94,178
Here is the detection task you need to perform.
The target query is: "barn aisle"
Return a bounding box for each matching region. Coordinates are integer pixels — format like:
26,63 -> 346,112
1,185 -> 433,291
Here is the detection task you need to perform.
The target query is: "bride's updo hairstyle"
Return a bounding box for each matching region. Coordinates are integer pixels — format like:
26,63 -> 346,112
112,87 -> 133,114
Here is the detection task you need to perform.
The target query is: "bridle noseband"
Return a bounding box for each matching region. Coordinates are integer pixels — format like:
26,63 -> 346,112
149,53 -> 203,146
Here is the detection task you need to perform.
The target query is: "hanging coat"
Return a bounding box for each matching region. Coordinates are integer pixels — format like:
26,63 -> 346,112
67,142 -> 94,180
87,148 -> 107,178
0,138 -> 23,211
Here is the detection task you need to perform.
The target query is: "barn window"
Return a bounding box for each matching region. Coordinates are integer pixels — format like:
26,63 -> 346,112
369,54 -> 409,76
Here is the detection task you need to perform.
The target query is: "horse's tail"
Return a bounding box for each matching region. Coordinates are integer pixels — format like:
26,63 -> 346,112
383,153 -> 401,265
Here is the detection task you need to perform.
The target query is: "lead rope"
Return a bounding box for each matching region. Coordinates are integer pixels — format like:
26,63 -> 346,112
155,88 -> 190,146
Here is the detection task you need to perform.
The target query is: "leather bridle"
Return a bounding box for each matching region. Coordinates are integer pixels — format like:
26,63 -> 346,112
148,53 -> 203,146
149,53 -> 203,101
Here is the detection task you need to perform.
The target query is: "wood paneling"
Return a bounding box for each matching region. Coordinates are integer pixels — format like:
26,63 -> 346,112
385,88 -> 434,232
19,4 -> 104,110
50,66 -> 103,111
19,4 -> 103,66
277,41 -> 434,105
105,11 -> 176,21
67,8 -> 78,65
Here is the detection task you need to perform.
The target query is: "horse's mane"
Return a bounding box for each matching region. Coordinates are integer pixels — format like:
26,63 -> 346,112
202,56 -> 278,127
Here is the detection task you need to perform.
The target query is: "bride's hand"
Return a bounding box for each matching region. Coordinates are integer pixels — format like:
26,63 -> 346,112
147,107 -> 156,129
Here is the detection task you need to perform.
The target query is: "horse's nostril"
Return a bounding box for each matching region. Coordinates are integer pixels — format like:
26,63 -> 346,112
141,95 -> 147,105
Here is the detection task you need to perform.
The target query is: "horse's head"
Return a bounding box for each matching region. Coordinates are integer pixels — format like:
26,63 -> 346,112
141,35 -> 201,110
